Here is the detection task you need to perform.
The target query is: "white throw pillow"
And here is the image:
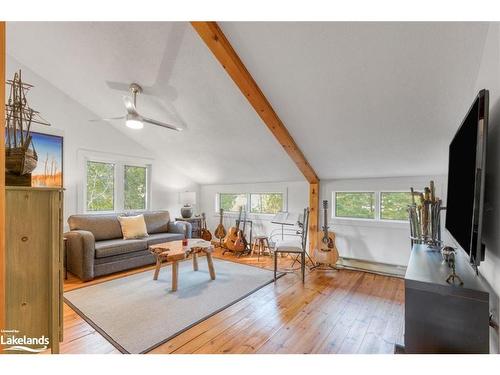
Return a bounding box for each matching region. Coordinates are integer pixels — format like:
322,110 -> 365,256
118,214 -> 149,240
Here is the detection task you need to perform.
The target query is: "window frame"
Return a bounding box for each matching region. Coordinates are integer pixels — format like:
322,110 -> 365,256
332,191 -> 378,221
215,191 -> 287,217
332,190 -> 410,224
80,151 -> 152,214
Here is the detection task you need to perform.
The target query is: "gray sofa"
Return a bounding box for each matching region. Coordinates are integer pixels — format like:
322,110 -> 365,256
64,210 -> 192,281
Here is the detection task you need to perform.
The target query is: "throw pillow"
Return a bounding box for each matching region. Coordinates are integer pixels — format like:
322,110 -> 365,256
118,214 -> 149,240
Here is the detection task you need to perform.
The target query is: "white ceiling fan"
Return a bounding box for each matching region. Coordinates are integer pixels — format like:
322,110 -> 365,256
90,83 -> 183,131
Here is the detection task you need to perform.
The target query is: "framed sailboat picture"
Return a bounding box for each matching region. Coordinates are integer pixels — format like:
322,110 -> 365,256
30,132 -> 64,188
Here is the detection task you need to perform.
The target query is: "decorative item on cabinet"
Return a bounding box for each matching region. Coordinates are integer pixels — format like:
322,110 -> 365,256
4,70 -> 51,187
408,180 -> 445,248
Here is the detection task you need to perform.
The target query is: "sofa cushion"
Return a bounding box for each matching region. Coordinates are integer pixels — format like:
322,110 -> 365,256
118,214 -> 149,239
146,233 -> 184,246
94,238 -> 148,258
68,214 -> 123,241
142,211 -> 170,234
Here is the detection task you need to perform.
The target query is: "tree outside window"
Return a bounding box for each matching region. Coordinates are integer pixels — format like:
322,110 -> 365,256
380,192 -> 412,221
219,193 -> 247,212
335,192 -> 375,219
86,161 -> 115,211
124,166 -> 147,210
250,193 -> 283,214
85,159 -> 150,212
219,192 -> 283,214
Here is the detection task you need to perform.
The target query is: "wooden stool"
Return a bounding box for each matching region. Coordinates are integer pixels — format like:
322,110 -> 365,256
252,236 -> 271,260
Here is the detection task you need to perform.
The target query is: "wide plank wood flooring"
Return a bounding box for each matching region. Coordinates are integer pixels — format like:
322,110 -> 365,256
60,248 -> 404,354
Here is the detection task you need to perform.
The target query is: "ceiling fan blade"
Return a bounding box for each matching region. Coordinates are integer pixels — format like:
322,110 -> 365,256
105,81 -> 131,92
123,96 -> 139,115
89,116 -> 125,122
140,116 -> 183,131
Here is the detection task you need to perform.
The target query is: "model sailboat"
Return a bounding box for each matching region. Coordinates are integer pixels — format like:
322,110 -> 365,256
5,70 -> 50,177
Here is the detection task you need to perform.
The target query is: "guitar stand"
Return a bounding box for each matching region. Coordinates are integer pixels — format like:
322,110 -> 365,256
309,248 -> 338,271
310,262 -> 337,271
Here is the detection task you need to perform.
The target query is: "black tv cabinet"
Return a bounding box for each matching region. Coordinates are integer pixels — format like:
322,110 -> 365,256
404,244 -> 489,353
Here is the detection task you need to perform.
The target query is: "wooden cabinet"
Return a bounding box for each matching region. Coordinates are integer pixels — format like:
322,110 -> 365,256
404,244 -> 490,353
5,187 -> 63,354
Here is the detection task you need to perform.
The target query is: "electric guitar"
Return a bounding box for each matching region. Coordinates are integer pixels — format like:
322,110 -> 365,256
315,200 -> 339,266
214,208 -> 227,240
224,206 -> 243,251
200,212 -> 212,241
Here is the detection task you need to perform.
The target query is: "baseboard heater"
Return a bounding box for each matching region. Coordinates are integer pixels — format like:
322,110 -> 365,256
336,256 -> 407,278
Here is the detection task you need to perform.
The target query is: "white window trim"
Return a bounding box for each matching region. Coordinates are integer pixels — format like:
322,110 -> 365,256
332,190 -> 410,224
215,190 -> 288,217
78,149 -> 153,214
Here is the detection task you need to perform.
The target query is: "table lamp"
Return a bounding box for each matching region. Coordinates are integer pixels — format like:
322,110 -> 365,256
179,191 -> 196,218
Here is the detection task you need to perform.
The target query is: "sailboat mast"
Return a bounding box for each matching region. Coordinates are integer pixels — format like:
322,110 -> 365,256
18,71 -> 25,147
6,82 -> 13,149
12,73 -> 18,148
23,109 -> 34,150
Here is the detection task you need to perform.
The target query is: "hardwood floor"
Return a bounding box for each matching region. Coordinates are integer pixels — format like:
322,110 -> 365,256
60,248 -> 404,354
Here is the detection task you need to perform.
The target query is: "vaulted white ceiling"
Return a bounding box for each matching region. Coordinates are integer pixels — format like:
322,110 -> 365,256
6,22 -> 303,185
220,22 -> 490,179
7,22 -> 490,183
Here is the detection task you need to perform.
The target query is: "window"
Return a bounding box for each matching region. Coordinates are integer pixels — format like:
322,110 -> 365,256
124,166 -> 148,210
333,190 -> 412,222
219,193 -> 247,212
380,192 -> 413,221
217,192 -> 285,215
86,161 -> 115,212
250,193 -> 283,214
335,192 -> 376,219
84,157 -> 151,213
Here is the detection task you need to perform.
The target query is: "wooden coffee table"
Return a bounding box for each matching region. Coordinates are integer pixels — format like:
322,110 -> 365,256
149,239 -> 216,292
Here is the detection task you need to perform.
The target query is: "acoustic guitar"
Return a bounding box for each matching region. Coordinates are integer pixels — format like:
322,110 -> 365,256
223,206 -> 243,251
214,208 -> 227,240
314,200 -> 339,266
200,212 -> 212,241
232,210 -> 248,253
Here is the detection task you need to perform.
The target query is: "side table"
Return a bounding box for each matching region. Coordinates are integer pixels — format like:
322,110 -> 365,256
175,216 -> 203,238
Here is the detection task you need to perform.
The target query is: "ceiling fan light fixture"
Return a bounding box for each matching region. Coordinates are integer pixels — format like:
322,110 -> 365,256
125,114 -> 143,130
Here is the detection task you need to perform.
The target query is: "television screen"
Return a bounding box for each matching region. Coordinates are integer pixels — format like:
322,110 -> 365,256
445,90 -> 488,267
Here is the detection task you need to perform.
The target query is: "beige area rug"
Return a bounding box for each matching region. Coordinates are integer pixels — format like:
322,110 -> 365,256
65,258 -> 281,353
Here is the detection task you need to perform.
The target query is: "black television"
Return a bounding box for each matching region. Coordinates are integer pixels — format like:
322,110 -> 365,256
445,89 -> 489,270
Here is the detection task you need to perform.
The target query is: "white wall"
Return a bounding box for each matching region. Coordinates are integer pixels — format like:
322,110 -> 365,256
320,175 -> 447,267
199,180 -> 308,242
199,176 -> 444,268
6,56 -> 199,225
471,22 -> 500,353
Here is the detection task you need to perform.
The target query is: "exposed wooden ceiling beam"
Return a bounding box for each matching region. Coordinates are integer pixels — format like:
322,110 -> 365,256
191,21 -> 319,184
